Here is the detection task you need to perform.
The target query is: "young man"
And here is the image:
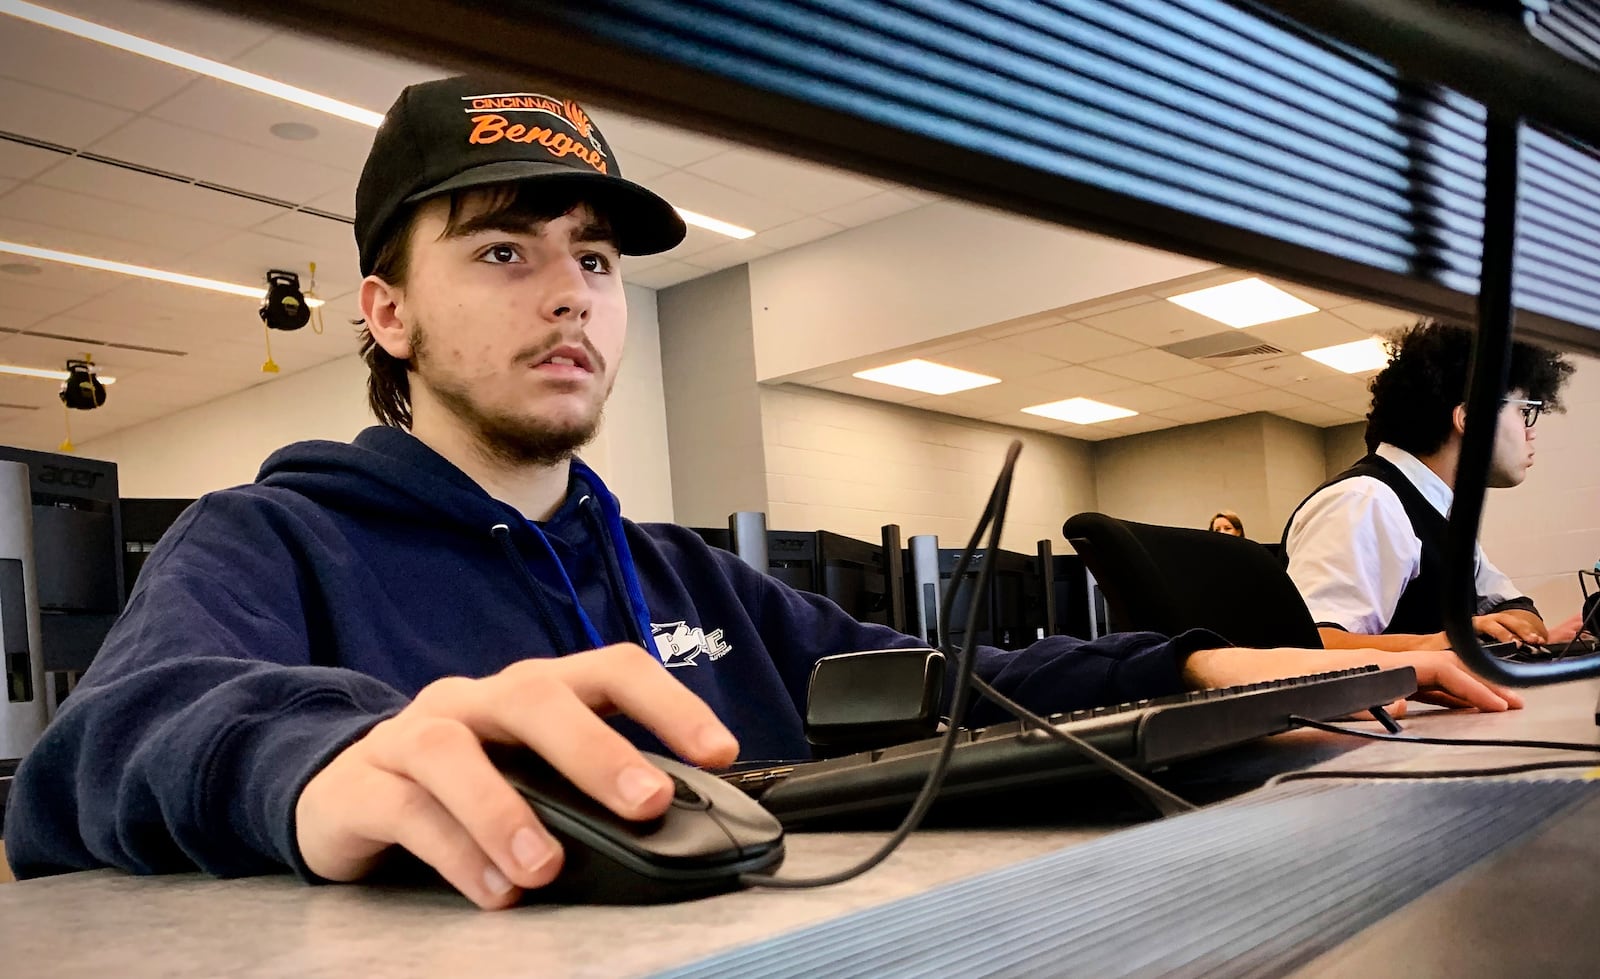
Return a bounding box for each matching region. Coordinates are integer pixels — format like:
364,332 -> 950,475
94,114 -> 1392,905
1284,321 -> 1575,652
4,78 -> 1519,909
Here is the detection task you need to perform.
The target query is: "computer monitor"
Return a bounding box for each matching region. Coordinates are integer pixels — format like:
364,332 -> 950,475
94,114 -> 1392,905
931,546 -> 1042,651
0,447 -> 123,681
815,531 -> 893,629
1051,554 -> 1109,641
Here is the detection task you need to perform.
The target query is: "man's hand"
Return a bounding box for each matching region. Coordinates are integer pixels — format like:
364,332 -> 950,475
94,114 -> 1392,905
294,644 -> 739,910
1469,610 -> 1547,645
1182,646 -> 1524,715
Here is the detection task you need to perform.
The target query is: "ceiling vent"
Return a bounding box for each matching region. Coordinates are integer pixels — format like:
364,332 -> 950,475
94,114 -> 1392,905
1160,332 -> 1286,364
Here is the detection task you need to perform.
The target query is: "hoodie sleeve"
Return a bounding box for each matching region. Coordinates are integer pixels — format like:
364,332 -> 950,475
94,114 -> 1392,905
743,566 -> 1228,725
2,494 -> 409,880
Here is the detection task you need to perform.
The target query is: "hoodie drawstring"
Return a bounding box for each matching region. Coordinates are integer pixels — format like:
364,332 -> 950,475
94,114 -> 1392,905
580,495 -> 649,648
491,523 -> 578,653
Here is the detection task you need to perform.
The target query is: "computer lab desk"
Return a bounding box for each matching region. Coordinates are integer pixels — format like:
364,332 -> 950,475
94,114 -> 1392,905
2,679 -> 1596,979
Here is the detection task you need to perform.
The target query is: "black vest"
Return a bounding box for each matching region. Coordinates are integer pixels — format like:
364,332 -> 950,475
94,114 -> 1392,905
1283,454 -> 1451,635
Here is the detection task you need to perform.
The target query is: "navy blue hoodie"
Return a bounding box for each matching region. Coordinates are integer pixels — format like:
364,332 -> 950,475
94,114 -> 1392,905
4,427 -> 1219,879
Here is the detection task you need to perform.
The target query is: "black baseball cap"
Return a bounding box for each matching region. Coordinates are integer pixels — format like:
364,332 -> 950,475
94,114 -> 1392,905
355,76 -> 686,275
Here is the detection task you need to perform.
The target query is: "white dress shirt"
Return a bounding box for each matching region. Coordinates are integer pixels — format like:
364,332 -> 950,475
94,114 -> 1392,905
1285,443 -> 1526,634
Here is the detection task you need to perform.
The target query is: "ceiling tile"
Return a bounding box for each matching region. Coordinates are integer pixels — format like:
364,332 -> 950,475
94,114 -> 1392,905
1328,302 -> 1421,333
674,237 -> 776,272
148,78 -> 378,170
1055,424 -> 1120,442
0,141 -> 64,181
1094,414 -> 1183,438
175,231 -> 360,299
1242,311 -> 1374,353
0,302 -> 50,331
660,224 -> 739,263
0,332 -> 179,374
627,261 -> 706,290
592,111 -> 733,168
1025,364 -> 1131,398
987,409 -> 1071,434
0,212 -> 188,267
0,252 -> 124,294
0,76 -> 135,147
1225,353 -> 1344,388
1085,347 -> 1212,383
1215,389 -> 1319,413
1331,396 -> 1374,415
1097,384 -> 1192,413
818,189 -> 926,229
1275,403 -> 1364,427
228,33 -> 443,112
0,277 -> 91,316
977,311 -> 1069,339
1283,374 -> 1373,404
1081,298 -> 1235,347
1059,292 -> 1156,319
34,157 -> 289,228
43,0 -> 274,61
1004,322 -> 1143,363
1152,402 -> 1246,424
922,340 -> 1067,382
0,183 -> 234,255
0,18 -> 196,112
749,216 -> 847,252
91,118 -> 353,206
1157,368 -> 1268,400
647,171 -> 806,233
686,148 -> 886,213
248,211 -> 360,262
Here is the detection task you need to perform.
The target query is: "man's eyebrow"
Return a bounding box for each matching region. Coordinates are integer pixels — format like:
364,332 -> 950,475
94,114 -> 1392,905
442,213 -> 618,249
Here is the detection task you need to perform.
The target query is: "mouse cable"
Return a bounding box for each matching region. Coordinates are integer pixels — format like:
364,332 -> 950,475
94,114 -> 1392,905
966,675 -> 1196,817
1263,759 -> 1600,789
741,441 -> 1021,890
1287,715 -> 1600,753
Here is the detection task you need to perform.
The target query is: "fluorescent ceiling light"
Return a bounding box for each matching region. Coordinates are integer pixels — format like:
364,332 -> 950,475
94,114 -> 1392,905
0,364 -> 117,384
853,358 -> 1000,395
676,209 -> 755,240
0,1 -> 385,127
0,241 -> 324,307
1166,277 -> 1318,328
1022,397 -> 1137,425
1302,336 -> 1390,374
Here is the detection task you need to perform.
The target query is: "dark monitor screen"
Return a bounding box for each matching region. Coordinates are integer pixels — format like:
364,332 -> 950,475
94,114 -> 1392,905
815,531 -> 891,627
936,547 -> 1042,650
764,530 -> 817,595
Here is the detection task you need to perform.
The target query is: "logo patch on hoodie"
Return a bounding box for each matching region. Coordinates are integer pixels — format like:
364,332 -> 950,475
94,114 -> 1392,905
651,621 -> 731,668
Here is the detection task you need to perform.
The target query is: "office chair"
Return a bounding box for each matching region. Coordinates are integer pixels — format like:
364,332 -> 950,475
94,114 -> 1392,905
1062,513 -> 1322,650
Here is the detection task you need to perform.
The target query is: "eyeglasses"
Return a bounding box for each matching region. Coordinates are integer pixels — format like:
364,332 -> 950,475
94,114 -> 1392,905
1503,397 -> 1545,428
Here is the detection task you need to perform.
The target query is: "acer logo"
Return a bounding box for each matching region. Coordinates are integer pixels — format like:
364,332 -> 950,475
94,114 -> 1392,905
38,465 -> 104,490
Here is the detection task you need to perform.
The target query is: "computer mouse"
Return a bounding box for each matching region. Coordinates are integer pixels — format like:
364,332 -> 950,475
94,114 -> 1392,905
485,745 -> 785,905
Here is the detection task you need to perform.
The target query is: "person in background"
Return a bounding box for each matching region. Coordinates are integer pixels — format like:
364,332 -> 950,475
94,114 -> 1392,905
1284,320 -> 1575,652
1209,510 -> 1245,538
3,79 -> 1523,910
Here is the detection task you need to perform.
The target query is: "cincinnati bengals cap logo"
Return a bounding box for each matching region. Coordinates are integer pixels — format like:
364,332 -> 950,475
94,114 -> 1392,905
459,92 -> 610,174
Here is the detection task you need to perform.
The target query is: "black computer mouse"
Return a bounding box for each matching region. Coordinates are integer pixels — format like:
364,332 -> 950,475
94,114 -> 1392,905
486,745 -> 785,905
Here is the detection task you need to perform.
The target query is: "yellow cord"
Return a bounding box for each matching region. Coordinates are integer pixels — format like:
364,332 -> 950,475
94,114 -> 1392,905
308,261 -> 325,335
262,321 -> 280,374
58,403 -> 74,453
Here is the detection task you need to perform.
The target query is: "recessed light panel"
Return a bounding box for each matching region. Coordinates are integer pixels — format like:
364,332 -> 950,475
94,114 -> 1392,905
1302,336 -> 1390,374
1021,397 -> 1137,425
1167,277 -> 1318,328
852,359 -> 1001,395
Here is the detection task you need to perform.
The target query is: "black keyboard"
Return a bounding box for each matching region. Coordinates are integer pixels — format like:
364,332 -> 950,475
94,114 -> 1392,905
725,666 -> 1417,825
1485,637 -> 1600,661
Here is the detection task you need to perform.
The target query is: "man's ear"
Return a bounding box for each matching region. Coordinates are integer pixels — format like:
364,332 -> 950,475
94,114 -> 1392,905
1452,402 -> 1469,435
360,275 -> 412,360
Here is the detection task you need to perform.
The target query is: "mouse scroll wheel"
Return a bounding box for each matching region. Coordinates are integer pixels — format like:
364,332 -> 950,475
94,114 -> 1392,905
669,775 -> 711,810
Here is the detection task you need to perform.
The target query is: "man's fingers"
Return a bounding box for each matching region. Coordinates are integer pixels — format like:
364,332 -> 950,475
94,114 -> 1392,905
1418,662 -> 1521,712
1474,617 -> 1516,644
537,645 -> 741,768
369,718 -> 565,892
357,769 -> 525,911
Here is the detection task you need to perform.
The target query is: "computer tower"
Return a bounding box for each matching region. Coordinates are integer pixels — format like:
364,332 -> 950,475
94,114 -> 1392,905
0,461 -> 47,765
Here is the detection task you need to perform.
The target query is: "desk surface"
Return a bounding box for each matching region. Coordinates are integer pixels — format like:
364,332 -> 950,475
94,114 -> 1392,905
3,680 -> 1596,979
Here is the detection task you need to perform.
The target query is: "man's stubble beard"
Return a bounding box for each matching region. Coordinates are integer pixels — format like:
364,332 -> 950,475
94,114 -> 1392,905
410,320 -> 610,468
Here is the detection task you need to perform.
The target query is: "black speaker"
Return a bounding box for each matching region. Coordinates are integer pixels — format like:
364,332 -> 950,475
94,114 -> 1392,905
259,269 -> 311,331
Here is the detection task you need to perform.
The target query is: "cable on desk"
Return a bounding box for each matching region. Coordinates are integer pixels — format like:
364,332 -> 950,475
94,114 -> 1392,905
967,674 -> 1196,817
1288,715 -> 1600,753
1264,759 -> 1600,789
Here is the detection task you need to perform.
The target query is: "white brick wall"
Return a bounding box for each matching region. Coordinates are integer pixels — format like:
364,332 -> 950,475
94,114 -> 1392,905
758,385 -> 1097,553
